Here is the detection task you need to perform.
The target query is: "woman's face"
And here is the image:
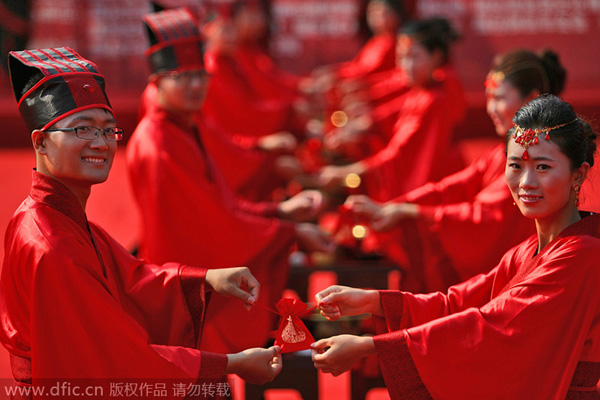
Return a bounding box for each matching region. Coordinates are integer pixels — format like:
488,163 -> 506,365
234,6 -> 268,42
505,135 -> 580,223
37,108 -> 117,188
398,36 -> 442,87
367,1 -> 399,34
486,79 -> 527,138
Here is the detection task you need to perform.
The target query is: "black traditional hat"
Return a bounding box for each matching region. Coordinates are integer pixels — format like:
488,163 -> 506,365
143,8 -> 205,74
8,47 -> 113,133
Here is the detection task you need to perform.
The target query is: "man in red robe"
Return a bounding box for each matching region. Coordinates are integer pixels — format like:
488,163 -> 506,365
128,8 -> 333,355
0,47 -> 282,397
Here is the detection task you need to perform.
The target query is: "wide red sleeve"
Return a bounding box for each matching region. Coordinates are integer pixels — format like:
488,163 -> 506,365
373,237 -> 600,399
398,146 -> 498,206
374,260 -> 503,334
24,229 -> 227,381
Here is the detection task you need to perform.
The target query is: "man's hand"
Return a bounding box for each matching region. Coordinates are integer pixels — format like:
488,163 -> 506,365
226,346 -> 282,385
205,267 -> 260,310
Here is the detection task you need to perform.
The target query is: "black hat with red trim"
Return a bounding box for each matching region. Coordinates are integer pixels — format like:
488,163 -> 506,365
143,7 -> 205,74
8,47 -> 113,133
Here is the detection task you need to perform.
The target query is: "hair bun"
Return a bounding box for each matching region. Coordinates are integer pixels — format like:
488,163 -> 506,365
538,48 -> 566,95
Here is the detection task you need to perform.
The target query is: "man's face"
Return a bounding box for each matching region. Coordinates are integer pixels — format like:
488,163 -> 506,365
157,69 -> 210,113
36,108 -> 118,189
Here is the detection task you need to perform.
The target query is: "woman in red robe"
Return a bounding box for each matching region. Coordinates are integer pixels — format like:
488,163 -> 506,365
344,49 -> 567,292
232,0 -> 302,104
202,15 -> 294,139
317,18 -> 465,201
304,0 -> 404,97
0,47 -> 282,397
313,95 -> 600,399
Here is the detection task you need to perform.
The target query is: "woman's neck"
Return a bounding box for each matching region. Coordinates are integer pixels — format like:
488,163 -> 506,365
535,206 -> 581,251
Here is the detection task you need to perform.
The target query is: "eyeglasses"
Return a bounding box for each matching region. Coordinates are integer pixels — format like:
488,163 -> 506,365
44,126 -> 124,142
163,70 -> 211,83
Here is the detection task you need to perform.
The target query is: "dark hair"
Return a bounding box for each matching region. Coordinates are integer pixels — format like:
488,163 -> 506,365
21,71 -> 45,97
510,95 -> 597,169
491,49 -> 566,97
400,17 -> 460,64
373,0 -> 406,18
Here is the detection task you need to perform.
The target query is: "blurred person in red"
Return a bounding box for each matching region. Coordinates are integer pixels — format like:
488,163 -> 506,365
317,17 -> 465,202
302,0 -> 405,98
344,49 -> 566,293
0,47 -> 283,396
232,0 -> 302,105
127,8 -> 334,354
202,8 -> 299,142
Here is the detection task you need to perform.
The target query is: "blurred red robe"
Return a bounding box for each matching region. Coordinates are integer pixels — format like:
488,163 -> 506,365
202,51 -> 291,138
0,172 -> 227,386
361,78 -> 466,202
234,43 -> 301,103
335,32 -> 397,80
373,213 -> 600,399
140,82 -> 280,201
127,101 -> 296,353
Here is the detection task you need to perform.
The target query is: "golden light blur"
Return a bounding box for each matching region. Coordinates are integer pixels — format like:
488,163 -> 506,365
331,110 -> 348,128
352,224 -> 367,239
344,173 -> 361,188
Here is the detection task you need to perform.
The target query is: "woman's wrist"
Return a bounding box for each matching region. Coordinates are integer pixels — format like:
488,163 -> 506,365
365,289 -> 383,316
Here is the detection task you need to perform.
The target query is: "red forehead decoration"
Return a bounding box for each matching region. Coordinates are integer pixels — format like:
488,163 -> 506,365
484,71 -> 505,90
512,119 -> 577,160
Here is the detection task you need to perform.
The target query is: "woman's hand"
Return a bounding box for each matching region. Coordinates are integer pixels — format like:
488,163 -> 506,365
226,346 -> 282,385
278,190 -> 324,222
205,267 -> 260,310
311,335 -> 376,376
317,163 -> 365,190
344,195 -> 383,220
257,131 -> 297,153
370,202 -> 420,231
315,285 -> 382,320
295,223 -> 337,254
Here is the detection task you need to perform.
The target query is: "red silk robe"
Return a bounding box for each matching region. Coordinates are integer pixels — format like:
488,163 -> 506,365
0,171 -> 227,385
126,102 -> 296,353
378,144 -> 536,292
373,213 -> 600,399
202,52 -> 291,138
234,43 -> 301,104
362,79 -> 465,202
139,83 -> 278,202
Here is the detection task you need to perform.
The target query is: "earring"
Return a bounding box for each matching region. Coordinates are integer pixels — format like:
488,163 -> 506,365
573,184 -> 581,207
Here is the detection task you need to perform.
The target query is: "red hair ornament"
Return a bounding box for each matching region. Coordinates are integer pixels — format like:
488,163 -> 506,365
512,120 -> 577,160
